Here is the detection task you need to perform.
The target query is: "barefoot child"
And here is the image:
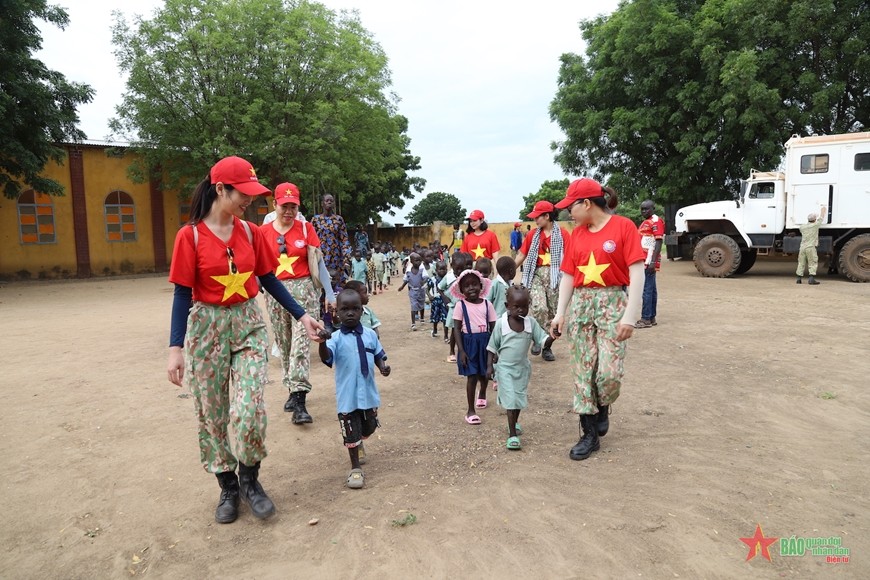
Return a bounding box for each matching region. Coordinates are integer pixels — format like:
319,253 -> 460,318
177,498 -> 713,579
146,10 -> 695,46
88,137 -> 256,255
428,261 -> 449,340
441,252 -> 472,361
397,252 -> 428,331
451,269 -> 496,424
486,285 -> 548,449
344,280 -> 381,338
318,290 -> 390,489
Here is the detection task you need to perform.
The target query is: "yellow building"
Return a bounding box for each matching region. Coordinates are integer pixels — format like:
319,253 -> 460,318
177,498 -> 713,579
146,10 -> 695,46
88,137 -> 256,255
0,142 -> 268,280
1,142 -> 558,279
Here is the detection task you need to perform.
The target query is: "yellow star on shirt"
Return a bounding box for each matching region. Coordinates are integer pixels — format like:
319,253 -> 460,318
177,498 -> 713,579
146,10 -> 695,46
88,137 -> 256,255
471,244 -> 487,259
539,251 -> 551,266
276,254 -> 299,276
577,253 -> 610,286
211,270 -> 253,302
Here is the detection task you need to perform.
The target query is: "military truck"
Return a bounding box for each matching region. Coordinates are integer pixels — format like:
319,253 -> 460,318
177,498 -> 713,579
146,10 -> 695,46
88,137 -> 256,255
666,132 -> 870,282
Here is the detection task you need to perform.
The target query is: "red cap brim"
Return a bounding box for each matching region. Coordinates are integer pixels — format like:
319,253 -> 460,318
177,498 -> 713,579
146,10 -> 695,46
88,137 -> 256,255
554,196 -> 574,209
232,181 -> 271,196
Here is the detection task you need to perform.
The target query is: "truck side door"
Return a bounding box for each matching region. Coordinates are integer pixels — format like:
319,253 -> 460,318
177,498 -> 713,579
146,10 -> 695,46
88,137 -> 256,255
742,181 -> 782,238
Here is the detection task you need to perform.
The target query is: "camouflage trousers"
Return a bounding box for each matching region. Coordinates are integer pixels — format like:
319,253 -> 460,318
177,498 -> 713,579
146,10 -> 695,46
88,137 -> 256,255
529,267 -> 559,330
184,299 -> 269,473
796,246 -> 819,276
565,286 -> 628,415
265,277 -> 320,393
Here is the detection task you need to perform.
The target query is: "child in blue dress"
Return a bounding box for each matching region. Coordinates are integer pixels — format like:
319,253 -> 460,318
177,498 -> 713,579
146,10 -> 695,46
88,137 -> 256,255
428,261 -> 449,340
450,269 -> 496,424
441,252 -> 472,360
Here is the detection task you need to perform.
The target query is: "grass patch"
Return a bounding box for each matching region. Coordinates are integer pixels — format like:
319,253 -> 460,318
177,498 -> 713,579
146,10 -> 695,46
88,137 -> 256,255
391,513 -> 417,527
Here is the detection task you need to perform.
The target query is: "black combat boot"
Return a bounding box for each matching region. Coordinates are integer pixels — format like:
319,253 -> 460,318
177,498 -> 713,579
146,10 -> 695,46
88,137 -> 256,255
214,471 -> 240,524
596,405 -> 610,437
569,415 -> 600,460
288,391 -> 313,424
808,276 -> 820,285
238,462 -> 275,519
796,276 -> 802,284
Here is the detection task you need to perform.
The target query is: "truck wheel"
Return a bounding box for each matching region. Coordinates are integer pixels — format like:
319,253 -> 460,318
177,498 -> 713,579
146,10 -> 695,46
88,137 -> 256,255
693,234 -> 741,278
838,234 -> 870,282
735,248 -> 757,275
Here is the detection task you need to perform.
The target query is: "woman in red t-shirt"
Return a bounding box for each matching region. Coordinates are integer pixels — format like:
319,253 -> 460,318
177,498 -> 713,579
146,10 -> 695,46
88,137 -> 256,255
260,183 -> 325,425
166,157 -> 323,525
514,200 -> 571,362
550,178 -> 645,462
460,209 -> 500,263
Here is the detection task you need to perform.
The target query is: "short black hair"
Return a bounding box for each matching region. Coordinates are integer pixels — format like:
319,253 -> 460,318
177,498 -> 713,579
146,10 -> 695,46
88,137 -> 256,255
337,288 -> 362,307
344,280 -> 366,294
506,284 -> 529,304
496,256 -> 516,278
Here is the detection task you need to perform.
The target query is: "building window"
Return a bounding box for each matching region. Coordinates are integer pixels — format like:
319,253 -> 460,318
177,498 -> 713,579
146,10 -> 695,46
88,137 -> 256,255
800,154 -> 829,174
17,189 -> 56,244
243,196 -> 269,224
105,190 -> 137,242
855,153 -> 870,172
179,202 -> 190,227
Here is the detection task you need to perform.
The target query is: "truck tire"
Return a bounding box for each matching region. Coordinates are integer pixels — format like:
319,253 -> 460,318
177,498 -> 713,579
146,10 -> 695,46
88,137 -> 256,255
735,248 -> 757,275
838,234 -> 870,282
693,234 -> 741,278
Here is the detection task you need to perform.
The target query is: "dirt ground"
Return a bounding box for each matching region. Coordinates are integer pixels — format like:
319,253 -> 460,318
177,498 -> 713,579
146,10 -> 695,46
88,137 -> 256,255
1,258 -> 868,579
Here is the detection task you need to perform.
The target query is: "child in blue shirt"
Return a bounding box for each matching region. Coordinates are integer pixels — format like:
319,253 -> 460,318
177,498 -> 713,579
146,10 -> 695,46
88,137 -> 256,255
318,289 -> 390,489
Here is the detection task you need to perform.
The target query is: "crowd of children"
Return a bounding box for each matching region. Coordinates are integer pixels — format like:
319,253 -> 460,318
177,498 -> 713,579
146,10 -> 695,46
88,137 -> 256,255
170,169 -> 645,520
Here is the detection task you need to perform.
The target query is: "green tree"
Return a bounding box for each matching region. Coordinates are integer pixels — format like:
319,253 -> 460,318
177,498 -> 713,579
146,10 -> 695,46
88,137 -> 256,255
550,0 -> 869,206
406,191 -> 466,225
110,0 -> 424,223
0,0 -> 94,199
519,179 -> 569,219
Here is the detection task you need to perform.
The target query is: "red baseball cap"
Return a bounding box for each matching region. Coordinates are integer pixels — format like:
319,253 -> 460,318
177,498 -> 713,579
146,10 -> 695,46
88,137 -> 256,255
210,156 -> 271,196
467,209 -> 485,221
527,201 -> 555,218
274,182 -> 301,206
513,221 -> 522,228
555,178 -> 605,209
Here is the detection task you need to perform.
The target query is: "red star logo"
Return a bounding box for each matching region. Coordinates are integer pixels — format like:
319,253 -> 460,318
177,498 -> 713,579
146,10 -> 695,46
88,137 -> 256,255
740,524 -> 778,561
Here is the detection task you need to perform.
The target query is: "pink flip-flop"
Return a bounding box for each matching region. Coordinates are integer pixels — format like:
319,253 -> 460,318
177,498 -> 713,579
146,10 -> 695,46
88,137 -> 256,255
475,399 -> 487,409
465,414 -> 482,425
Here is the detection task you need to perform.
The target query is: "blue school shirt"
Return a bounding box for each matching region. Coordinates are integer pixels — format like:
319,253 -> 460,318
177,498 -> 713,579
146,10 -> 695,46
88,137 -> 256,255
323,325 -> 387,414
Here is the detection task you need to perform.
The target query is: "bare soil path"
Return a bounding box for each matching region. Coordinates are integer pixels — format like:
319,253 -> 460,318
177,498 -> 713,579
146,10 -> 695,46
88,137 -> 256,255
1,260 -> 868,578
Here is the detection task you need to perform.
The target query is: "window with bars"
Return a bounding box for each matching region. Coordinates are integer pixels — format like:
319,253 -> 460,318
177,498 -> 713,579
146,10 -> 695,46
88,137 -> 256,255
17,190 -> 56,244
105,190 -> 136,242
179,202 -> 190,226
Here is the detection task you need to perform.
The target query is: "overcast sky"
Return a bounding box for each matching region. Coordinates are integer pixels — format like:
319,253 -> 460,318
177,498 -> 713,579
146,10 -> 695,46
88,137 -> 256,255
37,0 -> 621,223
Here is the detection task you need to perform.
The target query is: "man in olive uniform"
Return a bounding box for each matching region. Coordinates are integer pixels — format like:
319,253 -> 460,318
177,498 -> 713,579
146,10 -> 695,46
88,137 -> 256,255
796,206 -> 826,285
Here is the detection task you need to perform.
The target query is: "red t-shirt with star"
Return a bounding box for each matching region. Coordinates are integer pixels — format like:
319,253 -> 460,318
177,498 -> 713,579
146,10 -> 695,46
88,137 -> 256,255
520,226 -> 571,267
560,215 -> 645,288
259,219 -> 321,280
461,229 -> 501,260
169,218 -> 277,304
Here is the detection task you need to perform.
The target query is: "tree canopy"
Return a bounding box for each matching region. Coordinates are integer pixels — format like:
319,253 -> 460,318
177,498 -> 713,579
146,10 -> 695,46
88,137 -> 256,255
0,0 -> 94,199
550,0 -> 870,206
111,0 -> 424,224
405,191 -> 466,225
518,179 -> 569,219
